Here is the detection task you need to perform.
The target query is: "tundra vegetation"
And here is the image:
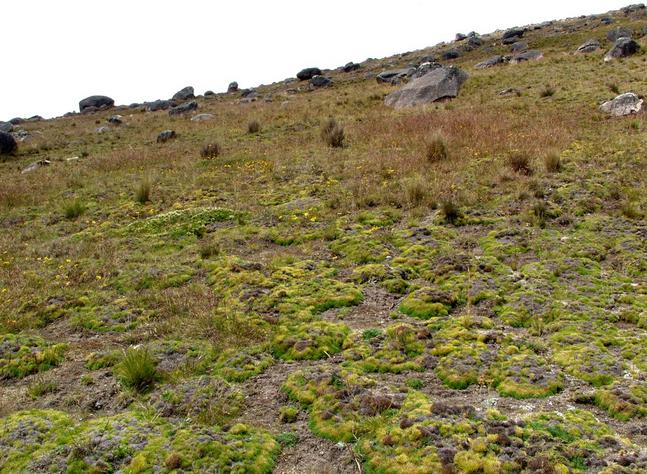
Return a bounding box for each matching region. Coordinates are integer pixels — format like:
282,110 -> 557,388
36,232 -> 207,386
0,6 -> 646,473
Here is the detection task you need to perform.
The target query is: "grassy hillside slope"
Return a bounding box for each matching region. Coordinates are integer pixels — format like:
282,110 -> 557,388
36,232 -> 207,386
1,5 -> 646,474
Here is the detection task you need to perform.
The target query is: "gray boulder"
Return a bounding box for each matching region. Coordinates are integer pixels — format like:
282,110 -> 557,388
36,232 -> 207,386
384,66 -> 468,109
600,17 -> 614,25
190,113 -> 215,122
310,75 -> 332,88
467,36 -> 483,48
146,100 -> 172,112
511,41 -> 528,52
510,50 -> 544,64
21,159 -> 50,174
376,68 -> 416,84
503,28 -> 526,40
108,115 -> 123,125
577,39 -> 601,53
204,91 -> 216,97
475,55 -> 506,69
455,33 -> 467,41
0,122 -> 13,133
297,68 -> 322,81
228,82 -> 239,93
607,27 -> 632,42
0,131 -> 17,154
169,101 -> 198,116
600,93 -> 643,116
413,62 -> 442,78
605,38 -> 640,61
442,49 -> 461,60
79,95 -> 114,113
157,130 -> 176,143
9,117 -> 24,125
342,62 -> 361,72
172,86 -> 195,101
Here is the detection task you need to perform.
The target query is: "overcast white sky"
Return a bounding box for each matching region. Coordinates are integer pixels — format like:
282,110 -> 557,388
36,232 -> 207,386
1,0 -> 631,119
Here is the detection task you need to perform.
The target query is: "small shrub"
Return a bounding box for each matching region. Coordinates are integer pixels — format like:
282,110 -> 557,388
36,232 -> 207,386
321,118 -> 345,148
425,133 -> 449,163
608,82 -> 620,94
279,406 -> 299,423
441,199 -> 461,224
406,378 -> 425,389
532,201 -> 548,228
276,432 -> 299,448
507,152 -> 533,175
247,120 -> 261,134
539,85 -> 556,98
362,328 -> 383,340
198,240 -> 221,259
135,178 -> 151,204
27,377 -> 58,399
543,153 -> 561,173
403,175 -> 428,207
629,120 -> 641,131
200,143 -> 221,159
621,202 -> 642,219
63,199 -> 85,219
114,346 -> 159,392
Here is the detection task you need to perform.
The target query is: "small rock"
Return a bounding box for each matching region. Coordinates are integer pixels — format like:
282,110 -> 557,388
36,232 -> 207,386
146,100 -> 173,112
511,41 -> 528,52
240,89 -> 257,98
157,130 -> 176,143
600,92 -> 643,116
600,17 -> 614,25
228,82 -> 239,93
342,62 -> 361,72
168,101 -> 198,117
607,26 -> 632,42
475,55 -> 506,69
376,68 -> 416,84
108,115 -> 123,125
503,27 -> 526,40
455,33 -> 467,41
95,126 -> 110,133
467,35 -> 483,48
21,159 -> 50,174
605,37 -> 640,61
172,86 -> 195,102
79,95 -> 114,113
510,50 -> 544,64
190,113 -> 215,122
577,39 -> 601,53
0,131 -> 17,154
499,88 -> 521,97
442,49 -> 461,60
296,67 -> 322,81
204,91 -> 216,97
310,75 -> 332,88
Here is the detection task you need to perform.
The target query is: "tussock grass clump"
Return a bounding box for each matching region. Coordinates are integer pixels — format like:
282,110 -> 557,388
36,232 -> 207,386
425,133 -> 449,163
608,82 -> 620,94
441,199 -> 461,224
402,175 -> 429,208
200,142 -> 221,159
543,152 -> 561,173
27,377 -> 58,399
507,152 -> 533,175
63,198 -> 85,219
247,120 -> 261,134
114,346 -> 159,392
135,178 -> 151,204
321,118 -> 345,148
540,85 -> 556,98
198,240 -> 221,259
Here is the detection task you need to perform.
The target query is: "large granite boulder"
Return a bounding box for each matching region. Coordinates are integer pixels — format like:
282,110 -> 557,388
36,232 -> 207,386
384,66 -> 468,109
79,95 -> 114,113
168,101 -> 198,116
297,68 -> 322,81
577,39 -> 601,53
172,86 -> 195,101
605,38 -> 640,61
607,27 -> 632,42
600,93 -> 643,116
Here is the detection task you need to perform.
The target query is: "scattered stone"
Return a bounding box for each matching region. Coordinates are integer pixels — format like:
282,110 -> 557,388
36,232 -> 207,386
510,50 -> 544,63
607,26 -> 633,42
342,62 -> 361,72
467,36 -> 483,48
21,159 -> 50,174
384,66 -> 468,109
503,27 -> 526,40
499,88 -> 521,96
604,37 -> 640,61
0,122 -> 13,133
310,75 -> 332,88
228,82 -> 239,93
475,55 -> 506,69
420,55 -> 436,64
577,39 -> 601,53
157,130 -> 176,143
413,62 -> 442,78
296,67 -> 322,81
0,131 -> 17,154
240,89 -> 257,98
79,95 -> 114,113
190,113 -> 215,122
600,92 -> 643,116
108,115 -> 123,125
95,126 -> 110,133
204,91 -> 216,97
455,33 -> 467,41
172,86 -> 195,102
600,17 -> 614,25
376,68 -> 416,84
442,49 -> 461,60
511,41 -> 528,52
168,101 -> 198,117
146,100 -> 173,112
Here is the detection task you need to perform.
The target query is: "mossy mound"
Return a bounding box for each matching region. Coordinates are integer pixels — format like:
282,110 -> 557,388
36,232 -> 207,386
215,346 -> 274,382
272,321 -> 350,360
125,207 -> 238,238
0,409 -> 279,473
399,286 -> 458,320
0,334 -> 67,379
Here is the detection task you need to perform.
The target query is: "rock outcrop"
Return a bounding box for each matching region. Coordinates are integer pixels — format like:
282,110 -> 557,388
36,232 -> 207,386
384,66 -> 468,109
